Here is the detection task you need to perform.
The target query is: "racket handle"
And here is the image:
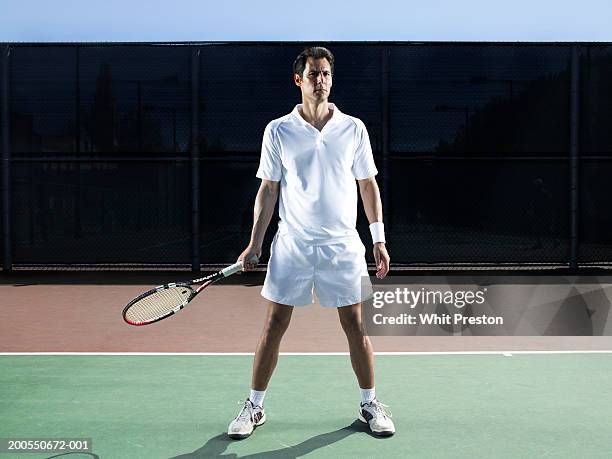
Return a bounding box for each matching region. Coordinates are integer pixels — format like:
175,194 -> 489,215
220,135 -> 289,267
221,261 -> 243,277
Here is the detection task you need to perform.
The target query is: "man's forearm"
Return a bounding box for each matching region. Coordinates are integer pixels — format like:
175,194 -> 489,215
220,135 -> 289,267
359,178 -> 383,224
249,182 -> 279,249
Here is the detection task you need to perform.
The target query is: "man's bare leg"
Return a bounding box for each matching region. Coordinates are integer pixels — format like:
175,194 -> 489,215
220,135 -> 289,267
228,301 -> 292,438
337,302 -> 375,388
252,301 -> 294,390
337,302 -> 395,436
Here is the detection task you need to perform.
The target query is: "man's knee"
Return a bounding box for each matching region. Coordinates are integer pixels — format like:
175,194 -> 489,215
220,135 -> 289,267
338,307 -> 364,337
262,304 -> 292,339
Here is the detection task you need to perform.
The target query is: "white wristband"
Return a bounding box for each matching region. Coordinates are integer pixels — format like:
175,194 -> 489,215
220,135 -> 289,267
369,222 -> 386,244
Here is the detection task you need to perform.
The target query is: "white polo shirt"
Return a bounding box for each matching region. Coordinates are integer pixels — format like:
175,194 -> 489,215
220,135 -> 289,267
256,103 -> 378,243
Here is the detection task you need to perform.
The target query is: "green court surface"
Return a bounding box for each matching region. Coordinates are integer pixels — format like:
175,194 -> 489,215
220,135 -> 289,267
1,354 -> 611,458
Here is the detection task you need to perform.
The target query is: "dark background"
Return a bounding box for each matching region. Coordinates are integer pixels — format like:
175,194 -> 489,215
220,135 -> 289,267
1,42 -> 610,270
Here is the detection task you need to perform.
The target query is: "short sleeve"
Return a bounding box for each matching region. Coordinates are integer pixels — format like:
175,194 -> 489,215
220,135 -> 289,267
256,123 -> 282,181
351,119 -> 378,180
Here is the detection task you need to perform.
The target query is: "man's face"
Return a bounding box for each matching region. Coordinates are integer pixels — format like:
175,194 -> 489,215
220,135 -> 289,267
294,57 -> 333,101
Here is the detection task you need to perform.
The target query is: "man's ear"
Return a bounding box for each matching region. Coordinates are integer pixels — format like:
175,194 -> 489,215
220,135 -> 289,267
293,73 -> 302,87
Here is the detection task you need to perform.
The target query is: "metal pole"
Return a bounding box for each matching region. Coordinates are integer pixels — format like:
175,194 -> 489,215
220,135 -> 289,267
75,46 -> 82,238
1,45 -> 12,271
381,47 -> 390,227
137,81 -> 142,151
465,108 -> 469,149
191,48 -> 200,271
173,107 -> 177,152
75,46 -> 80,154
569,44 -> 580,272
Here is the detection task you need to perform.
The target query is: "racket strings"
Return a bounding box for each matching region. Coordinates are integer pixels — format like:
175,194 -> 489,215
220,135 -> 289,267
125,287 -> 193,324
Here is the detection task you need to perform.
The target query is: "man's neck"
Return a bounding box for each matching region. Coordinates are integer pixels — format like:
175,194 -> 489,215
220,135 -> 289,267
299,100 -> 332,131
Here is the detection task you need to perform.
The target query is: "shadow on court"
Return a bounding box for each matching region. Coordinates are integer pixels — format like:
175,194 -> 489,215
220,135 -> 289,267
43,453 -> 101,459
168,420 -> 377,458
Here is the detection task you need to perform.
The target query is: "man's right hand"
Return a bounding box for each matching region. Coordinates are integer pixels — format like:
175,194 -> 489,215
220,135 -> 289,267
238,246 -> 261,271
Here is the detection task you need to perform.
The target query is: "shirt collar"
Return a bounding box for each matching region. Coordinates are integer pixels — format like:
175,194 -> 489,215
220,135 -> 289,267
291,103 -> 341,128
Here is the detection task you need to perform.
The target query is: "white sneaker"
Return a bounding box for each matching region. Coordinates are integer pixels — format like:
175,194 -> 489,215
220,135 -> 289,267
227,399 -> 266,439
359,398 -> 395,436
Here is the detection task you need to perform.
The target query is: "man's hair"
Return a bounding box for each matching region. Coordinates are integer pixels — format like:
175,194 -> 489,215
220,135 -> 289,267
293,47 -> 335,77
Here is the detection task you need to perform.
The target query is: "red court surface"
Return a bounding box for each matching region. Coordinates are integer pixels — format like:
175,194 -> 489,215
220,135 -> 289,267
2,272 -> 611,353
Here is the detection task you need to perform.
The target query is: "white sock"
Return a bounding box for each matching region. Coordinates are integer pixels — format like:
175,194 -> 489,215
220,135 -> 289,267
249,389 -> 266,408
360,387 -> 376,404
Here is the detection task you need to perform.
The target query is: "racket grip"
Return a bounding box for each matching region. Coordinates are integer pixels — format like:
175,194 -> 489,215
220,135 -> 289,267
221,261 -> 243,277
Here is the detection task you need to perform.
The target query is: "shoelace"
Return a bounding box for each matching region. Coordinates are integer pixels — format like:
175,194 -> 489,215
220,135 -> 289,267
236,400 -> 254,422
368,400 -> 393,419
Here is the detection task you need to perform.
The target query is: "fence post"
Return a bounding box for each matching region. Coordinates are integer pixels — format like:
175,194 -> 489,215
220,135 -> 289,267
1,45 -> 11,272
191,48 -> 201,271
569,44 -> 580,272
75,45 -> 82,239
381,46 -> 391,228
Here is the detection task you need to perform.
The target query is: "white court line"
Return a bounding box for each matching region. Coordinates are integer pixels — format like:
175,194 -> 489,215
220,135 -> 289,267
1,351 -> 612,356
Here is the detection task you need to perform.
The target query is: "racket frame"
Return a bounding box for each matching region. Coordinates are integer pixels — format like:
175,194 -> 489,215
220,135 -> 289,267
122,261 -> 242,326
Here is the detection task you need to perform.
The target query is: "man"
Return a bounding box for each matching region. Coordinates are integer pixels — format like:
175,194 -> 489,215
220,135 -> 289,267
228,46 -> 395,439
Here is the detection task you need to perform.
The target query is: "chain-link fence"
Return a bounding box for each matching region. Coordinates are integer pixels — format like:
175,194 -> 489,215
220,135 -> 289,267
1,42 -> 611,271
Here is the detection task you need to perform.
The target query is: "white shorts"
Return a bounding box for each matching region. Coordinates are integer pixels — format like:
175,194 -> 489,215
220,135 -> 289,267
261,231 -> 372,308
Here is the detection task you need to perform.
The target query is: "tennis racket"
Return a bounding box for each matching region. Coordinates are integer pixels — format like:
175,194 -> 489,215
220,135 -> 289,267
123,261 -> 244,326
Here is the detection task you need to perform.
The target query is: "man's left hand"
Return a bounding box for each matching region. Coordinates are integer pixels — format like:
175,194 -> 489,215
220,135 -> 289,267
373,242 -> 390,279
